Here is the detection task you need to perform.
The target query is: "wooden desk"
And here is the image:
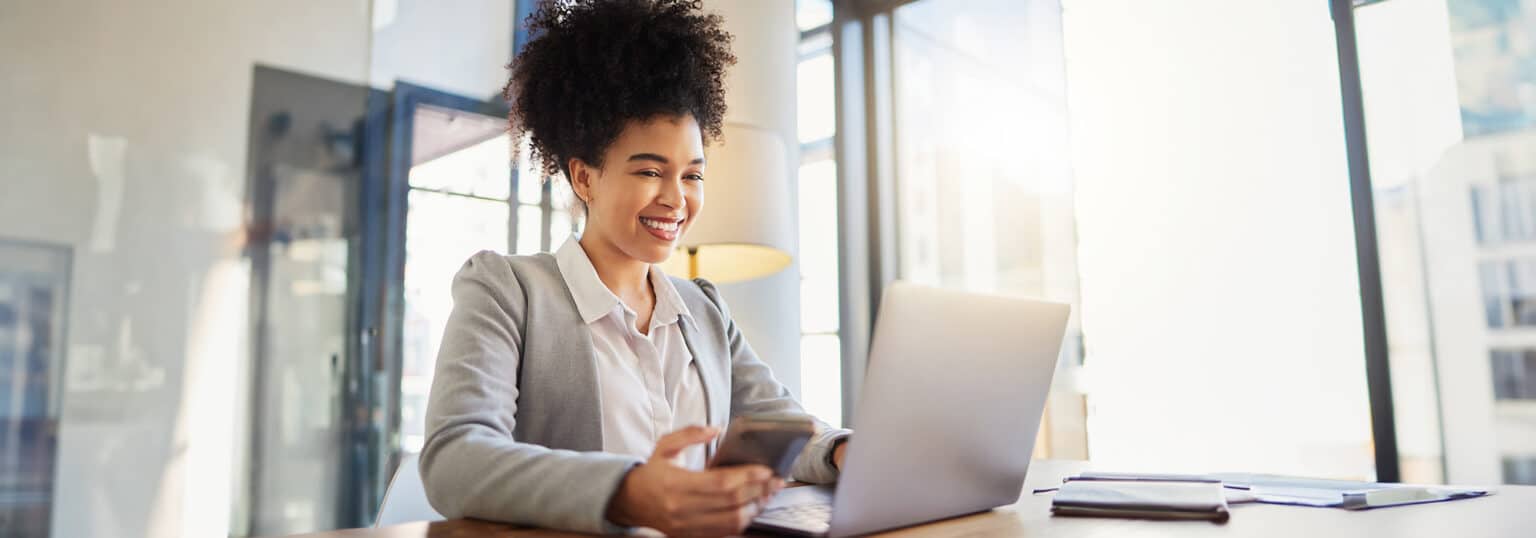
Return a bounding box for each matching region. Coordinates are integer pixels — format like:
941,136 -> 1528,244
279,460 -> 1536,537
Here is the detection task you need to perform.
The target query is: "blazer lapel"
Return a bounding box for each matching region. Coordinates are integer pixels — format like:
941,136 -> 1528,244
544,256 -> 608,452
677,316 -> 727,456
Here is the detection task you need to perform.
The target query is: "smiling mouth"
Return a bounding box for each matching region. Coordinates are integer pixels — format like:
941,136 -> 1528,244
639,216 -> 682,232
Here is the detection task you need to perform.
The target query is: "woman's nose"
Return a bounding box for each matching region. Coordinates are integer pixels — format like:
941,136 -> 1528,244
657,176 -> 686,208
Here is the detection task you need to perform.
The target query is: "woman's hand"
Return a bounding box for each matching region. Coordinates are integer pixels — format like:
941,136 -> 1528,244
606,425 -> 784,536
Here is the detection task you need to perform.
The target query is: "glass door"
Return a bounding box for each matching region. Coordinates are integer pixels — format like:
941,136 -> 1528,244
0,240 -> 69,538
382,82 -> 577,466
243,65 -> 373,535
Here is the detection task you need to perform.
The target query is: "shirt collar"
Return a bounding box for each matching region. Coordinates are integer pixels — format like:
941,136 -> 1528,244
648,260 -> 695,329
554,237 -> 695,328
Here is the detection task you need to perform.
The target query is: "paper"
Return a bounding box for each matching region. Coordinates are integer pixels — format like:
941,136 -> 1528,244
1056,472 -> 1493,510
1210,473 -> 1492,509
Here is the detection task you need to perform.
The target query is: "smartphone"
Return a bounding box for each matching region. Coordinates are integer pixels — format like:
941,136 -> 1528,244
708,414 -> 816,478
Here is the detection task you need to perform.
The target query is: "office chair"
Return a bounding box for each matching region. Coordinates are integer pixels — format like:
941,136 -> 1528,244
375,452 -> 445,527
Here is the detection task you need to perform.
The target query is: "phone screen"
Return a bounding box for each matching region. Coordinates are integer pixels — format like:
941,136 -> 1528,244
709,414 -> 816,477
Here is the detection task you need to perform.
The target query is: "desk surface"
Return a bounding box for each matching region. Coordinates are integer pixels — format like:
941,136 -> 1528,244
280,460 -> 1536,537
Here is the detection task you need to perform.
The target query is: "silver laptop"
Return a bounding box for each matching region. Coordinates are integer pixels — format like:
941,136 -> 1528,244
751,281 -> 1070,537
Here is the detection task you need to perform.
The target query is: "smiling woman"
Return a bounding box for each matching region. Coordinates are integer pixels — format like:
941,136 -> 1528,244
417,1 -> 852,536
566,115 -> 707,267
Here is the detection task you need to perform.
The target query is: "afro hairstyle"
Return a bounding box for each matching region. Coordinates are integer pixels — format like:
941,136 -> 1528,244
506,0 -> 737,200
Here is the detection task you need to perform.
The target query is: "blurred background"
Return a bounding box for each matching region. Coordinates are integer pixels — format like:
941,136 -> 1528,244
1,0 -> 1534,536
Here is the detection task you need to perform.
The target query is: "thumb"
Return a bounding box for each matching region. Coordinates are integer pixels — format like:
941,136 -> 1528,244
651,425 -> 718,462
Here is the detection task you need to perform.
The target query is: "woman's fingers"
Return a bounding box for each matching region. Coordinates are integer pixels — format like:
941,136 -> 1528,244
650,425 -> 719,462
683,464 -> 773,495
767,478 -> 785,499
676,479 -> 778,513
641,436 -> 779,535
675,489 -> 763,514
657,465 -> 775,515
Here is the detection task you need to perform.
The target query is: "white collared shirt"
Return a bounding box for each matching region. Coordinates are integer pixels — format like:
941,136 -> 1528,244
553,238 -> 710,469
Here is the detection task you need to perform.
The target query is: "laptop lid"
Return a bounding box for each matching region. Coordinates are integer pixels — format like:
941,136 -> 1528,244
827,281 -> 1070,537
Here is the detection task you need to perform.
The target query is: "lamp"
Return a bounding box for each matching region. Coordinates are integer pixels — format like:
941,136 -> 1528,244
659,123 -> 795,282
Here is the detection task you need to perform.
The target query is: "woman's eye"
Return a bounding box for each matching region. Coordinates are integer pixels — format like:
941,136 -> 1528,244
637,170 -> 661,178
686,174 -> 705,181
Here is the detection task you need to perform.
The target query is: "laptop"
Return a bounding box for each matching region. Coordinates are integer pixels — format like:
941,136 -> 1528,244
751,281 -> 1070,537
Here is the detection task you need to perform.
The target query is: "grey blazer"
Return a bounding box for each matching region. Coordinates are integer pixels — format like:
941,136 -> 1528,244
419,251 -> 851,534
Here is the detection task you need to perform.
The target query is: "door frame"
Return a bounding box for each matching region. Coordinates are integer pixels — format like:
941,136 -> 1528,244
358,81 -> 514,526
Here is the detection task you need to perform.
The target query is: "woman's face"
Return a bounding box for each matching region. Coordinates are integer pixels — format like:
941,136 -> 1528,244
570,114 -> 706,264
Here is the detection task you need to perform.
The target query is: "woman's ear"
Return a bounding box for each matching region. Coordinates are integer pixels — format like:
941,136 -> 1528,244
567,157 -> 594,204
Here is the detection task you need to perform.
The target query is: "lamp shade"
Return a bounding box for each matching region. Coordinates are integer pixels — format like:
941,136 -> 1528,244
658,123 -> 795,283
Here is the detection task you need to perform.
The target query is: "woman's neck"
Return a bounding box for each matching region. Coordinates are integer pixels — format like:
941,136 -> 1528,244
578,233 -> 653,304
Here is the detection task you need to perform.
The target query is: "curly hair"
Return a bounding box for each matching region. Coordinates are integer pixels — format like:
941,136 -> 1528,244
506,0 -> 736,205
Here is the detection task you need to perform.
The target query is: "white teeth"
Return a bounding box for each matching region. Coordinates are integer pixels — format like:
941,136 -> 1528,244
640,217 -> 680,232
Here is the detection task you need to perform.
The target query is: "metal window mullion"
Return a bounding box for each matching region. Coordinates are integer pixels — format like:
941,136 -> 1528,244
1330,0 -> 1401,483
831,0 -> 870,427
828,0 -> 899,428
508,151 -> 519,255
800,137 -> 836,163
800,25 -> 833,59
408,185 -> 513,204
801,23 -> 831,42
866,12 -> 897,330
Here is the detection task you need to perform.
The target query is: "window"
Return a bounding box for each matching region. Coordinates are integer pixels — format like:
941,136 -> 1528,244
1353,0 -> 1536,484
1064,0 -> 1376,478
399,108 -> 576,453
890,0 -> 1085,458
796,0 -> 842,427
1490,349 -> 1536,401
1481,259 -> 1536,329
1505,456 -> 1536,485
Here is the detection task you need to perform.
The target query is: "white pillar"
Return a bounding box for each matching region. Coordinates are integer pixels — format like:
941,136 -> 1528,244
702,0 -> 803,397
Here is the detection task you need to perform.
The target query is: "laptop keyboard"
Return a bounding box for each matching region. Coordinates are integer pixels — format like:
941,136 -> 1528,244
756,501 -> 833,526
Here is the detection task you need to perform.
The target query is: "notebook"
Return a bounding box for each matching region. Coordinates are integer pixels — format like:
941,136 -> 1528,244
1050,480 -> 1231,522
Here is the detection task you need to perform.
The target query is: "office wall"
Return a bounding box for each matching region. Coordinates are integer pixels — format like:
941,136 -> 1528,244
0,1 -> 371,536
369,0 -> 511,100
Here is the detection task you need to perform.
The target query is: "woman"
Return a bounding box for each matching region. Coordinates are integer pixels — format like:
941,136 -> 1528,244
418,1 -> 851,535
